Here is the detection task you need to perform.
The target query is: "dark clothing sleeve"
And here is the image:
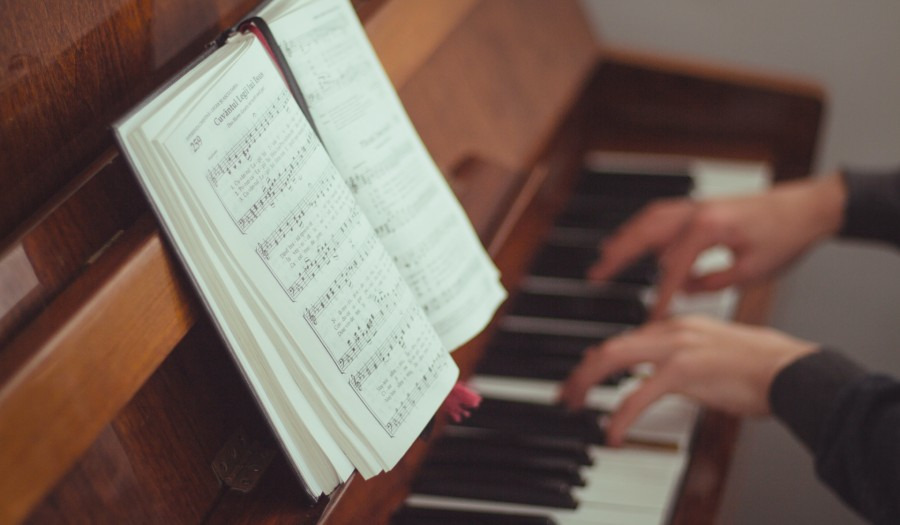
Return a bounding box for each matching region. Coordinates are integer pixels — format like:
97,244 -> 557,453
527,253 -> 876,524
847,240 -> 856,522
765,169 -> 900,523
840,169 -> 900,247
770,351 -> 900,525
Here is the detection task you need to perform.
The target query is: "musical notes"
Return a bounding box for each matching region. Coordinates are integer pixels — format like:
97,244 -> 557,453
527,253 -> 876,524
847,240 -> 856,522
235,130 -> 315,232
390,214 -> 474,314
302,235 -> 400,371
347,306 -> 448,437
128,24 -> 463,490
254,165 -> 361,300
205,91 -> 298,233
271,0 -> 507,351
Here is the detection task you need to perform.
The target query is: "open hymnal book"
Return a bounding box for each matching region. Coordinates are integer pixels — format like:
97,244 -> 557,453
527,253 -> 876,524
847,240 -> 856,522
114,0 -> 505,498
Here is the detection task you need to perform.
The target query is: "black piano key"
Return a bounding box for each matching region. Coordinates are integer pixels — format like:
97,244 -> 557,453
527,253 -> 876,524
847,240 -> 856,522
425,444 -> 587,487
459,398 -> 607,445
420,463 -> 582,491
564,192 -> 653,216
412,472 -> 578,509
437,433 -> 594,466
602,253 -> 659,286
392,506 -> 558,525
477,352 -> 627,385
575,169 -> 694,198
485,330 -> 606,358
509,290 -> 647,325
529,243 -> 596,280
554,206 -> 637,231
529,243 -> 658,285
547,226 -> 609,248
477,352 -> 581,382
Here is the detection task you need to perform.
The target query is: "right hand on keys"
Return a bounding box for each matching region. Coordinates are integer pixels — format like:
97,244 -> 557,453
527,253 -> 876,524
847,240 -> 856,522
587,174 -> 847,319
558,315 -> 818,446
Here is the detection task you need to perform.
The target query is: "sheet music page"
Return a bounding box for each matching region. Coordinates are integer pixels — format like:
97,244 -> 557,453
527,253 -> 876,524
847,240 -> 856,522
116,43 -> 347,495
263,0 -> 507,350
119,35 -> 457,479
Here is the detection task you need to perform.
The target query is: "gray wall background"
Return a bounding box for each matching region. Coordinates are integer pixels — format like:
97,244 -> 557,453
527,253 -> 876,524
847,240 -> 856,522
577,1 -> 900,523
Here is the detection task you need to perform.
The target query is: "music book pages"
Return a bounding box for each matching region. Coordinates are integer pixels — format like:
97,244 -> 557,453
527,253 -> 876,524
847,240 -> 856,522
114,0 -> 504,498
259,0 -> 507,351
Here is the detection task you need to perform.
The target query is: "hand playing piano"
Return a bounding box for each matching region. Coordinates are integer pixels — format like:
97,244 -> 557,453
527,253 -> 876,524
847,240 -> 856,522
587,174 -> 847,319
558,315 -> 817,446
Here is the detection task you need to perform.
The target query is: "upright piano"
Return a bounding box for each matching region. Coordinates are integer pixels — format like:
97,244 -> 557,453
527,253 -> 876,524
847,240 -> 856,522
0,0 -> 823,523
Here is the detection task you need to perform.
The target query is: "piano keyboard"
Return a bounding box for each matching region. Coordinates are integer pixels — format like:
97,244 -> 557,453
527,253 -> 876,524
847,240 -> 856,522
393,157 -> 767,525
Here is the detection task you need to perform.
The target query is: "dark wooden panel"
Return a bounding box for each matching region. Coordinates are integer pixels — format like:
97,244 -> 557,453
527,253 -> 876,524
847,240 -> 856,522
26,318 -> 313,524
397,0 -> 597,174
23,425 -> 162,525
590,48 -> 824,182
0,0 -> 259,241
0,217 -> 197,524
0,153 -> 146,348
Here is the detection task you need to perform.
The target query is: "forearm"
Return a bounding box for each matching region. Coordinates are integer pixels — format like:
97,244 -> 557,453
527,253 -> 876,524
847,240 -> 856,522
770,350 -> 900,524
840,168 -> 900,247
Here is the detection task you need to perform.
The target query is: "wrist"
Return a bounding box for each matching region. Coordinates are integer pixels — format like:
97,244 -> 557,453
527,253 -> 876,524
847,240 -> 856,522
807,173 -> 847,239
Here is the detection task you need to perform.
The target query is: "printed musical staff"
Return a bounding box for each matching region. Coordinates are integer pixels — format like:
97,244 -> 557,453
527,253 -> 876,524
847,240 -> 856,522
235,130 -> 315,232
302,234 -> 408,373
254,165 -> 363,301
205,91 -> 299,233
390,214 -> 474,315
336,275 -> 404,371
347,308 -> 448,437
206,91 -> 290,186
302,234 -> 376,326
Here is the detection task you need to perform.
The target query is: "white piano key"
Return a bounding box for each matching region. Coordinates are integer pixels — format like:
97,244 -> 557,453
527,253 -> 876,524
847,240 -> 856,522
469,374 -> 621,408
613,379 -> 699,448
576,447 -> 688,508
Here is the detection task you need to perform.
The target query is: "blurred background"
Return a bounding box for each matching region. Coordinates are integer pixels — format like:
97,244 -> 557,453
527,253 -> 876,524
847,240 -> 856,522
578,1 -> 900,523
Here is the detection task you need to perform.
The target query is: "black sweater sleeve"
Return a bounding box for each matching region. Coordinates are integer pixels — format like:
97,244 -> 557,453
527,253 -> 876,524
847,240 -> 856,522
770,350 -> 900,524
840,169 -> 900,247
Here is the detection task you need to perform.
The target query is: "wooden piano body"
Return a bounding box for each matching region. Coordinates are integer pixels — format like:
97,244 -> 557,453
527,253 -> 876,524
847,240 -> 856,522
0,0 -> 823,523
